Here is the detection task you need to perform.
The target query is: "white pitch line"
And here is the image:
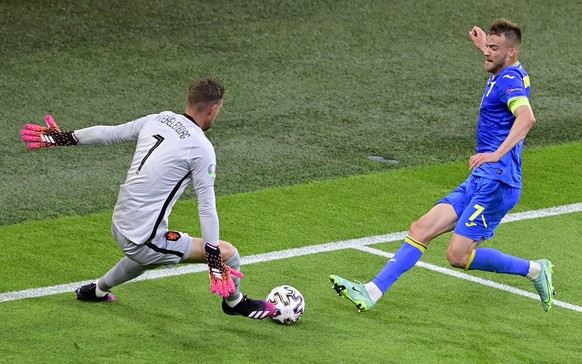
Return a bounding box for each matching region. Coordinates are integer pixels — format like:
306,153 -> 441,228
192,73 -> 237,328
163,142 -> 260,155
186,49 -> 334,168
355,245 -> 582,313
0,232 -> 407,303
501,202 -> 582,223
1,203 -> 581,309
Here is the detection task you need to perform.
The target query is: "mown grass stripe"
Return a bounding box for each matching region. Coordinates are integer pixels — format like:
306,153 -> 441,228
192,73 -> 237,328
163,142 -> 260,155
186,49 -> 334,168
1,203 -> 581,306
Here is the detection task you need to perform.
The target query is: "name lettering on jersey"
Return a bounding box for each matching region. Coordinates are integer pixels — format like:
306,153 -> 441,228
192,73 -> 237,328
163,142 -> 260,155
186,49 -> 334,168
159,115 -> 191,139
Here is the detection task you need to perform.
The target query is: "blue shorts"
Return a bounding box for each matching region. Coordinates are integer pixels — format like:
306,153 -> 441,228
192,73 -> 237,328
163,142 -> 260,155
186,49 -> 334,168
437,175 -> 521,241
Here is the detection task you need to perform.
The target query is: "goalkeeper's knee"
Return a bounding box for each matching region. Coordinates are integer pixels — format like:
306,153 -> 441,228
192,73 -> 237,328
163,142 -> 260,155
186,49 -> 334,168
218,241 -> 237,261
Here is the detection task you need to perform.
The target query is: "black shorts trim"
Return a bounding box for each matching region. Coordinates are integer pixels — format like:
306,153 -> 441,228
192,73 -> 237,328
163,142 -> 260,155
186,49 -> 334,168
145,242 -> 184,258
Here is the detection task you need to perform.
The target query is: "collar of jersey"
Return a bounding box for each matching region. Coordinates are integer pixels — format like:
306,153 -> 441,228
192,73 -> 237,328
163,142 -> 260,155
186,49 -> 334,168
182,113 -> 201,128
491,61 -> 521,80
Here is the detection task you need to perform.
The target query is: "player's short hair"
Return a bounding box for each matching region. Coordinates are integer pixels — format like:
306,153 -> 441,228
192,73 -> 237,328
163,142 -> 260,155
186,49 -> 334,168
489,18 -> 521,46
187,78 -> 225,107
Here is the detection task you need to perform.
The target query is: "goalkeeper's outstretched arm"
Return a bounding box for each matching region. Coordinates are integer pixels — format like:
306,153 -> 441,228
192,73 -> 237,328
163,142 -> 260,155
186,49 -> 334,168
22,114 -> 152,149
74,115 -> 151,145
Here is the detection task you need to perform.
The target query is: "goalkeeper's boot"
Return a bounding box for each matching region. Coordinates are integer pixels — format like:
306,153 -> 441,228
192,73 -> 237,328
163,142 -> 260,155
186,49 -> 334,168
75,283 -> 116,303
329,275 -> 374,312
531,259 -> 555,312
222,295 -> 277,320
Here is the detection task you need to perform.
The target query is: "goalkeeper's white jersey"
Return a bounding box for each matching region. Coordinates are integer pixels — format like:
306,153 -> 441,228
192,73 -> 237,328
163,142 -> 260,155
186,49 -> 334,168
75,111 -> 219,245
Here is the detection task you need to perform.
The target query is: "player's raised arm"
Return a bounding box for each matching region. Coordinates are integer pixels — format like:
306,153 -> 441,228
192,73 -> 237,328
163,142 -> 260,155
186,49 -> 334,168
469,26 -> 487,53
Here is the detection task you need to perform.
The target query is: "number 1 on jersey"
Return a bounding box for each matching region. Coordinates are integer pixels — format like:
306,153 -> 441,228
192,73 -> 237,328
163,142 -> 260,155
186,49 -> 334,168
137,134 -> 165,174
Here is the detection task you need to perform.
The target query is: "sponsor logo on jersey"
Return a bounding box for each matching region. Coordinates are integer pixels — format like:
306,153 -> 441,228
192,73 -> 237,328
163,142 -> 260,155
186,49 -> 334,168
507,87 -> 523,94
502,75 -> 516,79
207,163 -> 216,177
165,231 -> 181,241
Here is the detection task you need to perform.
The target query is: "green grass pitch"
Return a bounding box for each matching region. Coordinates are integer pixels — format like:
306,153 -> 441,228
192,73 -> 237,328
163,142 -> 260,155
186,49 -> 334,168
1,0 -> 582,363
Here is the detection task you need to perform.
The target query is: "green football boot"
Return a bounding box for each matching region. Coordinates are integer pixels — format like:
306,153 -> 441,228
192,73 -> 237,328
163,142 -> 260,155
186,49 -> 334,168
531,259 -> 556,312
329,275 -> 375,312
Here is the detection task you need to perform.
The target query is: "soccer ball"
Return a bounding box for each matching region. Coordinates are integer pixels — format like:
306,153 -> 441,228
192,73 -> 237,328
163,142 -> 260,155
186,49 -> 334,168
266,285 -> 305,325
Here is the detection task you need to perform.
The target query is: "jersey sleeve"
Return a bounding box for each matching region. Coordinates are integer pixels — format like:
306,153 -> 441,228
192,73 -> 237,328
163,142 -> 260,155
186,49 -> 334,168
196,185 -> 220,245
496,72 -> 530,114
191,144 -> 219,245
74,114 -> 154,145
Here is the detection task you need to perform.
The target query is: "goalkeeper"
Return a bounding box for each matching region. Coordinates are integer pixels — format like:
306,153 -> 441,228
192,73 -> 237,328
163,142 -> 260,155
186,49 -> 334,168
22,78 -> 276,320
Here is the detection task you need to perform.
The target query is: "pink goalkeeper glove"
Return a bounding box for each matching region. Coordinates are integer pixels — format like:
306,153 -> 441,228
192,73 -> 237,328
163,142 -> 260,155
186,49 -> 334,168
22,115 -> 78,149
205,243 -> 244,297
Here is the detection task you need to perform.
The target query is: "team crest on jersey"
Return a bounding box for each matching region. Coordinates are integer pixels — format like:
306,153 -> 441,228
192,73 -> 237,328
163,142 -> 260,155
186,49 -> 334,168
165,231 -> 181,241
207,163 -> 217,177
